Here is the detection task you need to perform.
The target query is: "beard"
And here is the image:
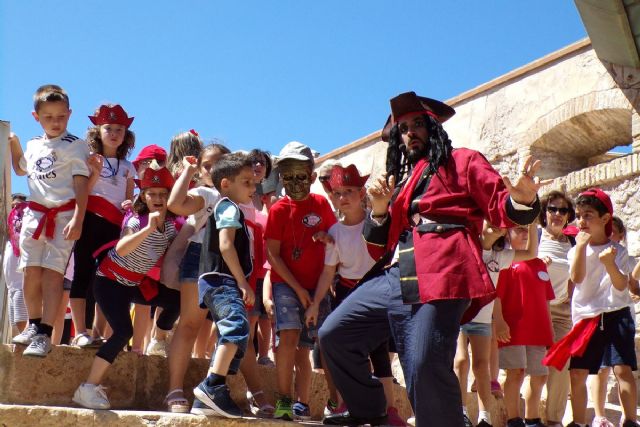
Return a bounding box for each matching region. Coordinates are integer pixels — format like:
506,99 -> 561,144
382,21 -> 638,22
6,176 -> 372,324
405,141 -> 429,165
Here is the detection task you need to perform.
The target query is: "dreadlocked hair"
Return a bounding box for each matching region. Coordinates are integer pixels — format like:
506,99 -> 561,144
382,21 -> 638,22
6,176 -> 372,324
385,114 -> 453,185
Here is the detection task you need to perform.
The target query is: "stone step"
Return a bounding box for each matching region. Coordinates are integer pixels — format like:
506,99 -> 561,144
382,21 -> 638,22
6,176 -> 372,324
0,404 -> 306,426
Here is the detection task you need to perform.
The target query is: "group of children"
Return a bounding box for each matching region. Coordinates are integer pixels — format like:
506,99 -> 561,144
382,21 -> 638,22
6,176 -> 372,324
3,83 -> 639,427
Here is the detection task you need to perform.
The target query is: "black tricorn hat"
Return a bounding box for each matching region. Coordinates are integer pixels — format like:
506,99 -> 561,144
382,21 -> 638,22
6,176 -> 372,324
381,91 -> 456,142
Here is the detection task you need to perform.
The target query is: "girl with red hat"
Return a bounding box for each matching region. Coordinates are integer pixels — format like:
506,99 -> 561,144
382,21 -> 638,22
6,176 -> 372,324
73,165 -> 181,410
69,104 -> 136,348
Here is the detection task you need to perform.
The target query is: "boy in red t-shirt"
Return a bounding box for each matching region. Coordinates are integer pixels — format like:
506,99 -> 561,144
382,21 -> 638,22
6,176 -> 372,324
265,141 -> 336,420
494,223 -> 555,427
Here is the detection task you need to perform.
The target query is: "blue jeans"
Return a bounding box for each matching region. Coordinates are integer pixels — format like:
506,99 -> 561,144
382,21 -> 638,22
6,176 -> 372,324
199,275 -> 250,374
319,265 -> 469,426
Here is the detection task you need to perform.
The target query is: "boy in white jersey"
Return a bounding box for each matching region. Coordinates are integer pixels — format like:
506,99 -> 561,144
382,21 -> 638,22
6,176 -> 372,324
544,188 -> 637,427
8,84 -> 90,357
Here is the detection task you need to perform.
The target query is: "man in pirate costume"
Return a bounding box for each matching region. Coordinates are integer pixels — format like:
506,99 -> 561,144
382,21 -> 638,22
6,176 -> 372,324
319,92 -> 543,426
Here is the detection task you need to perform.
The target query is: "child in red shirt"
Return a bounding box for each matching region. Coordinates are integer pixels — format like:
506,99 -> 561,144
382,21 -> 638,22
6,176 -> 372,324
265,142 -> 336,420
494,224 -> 554,427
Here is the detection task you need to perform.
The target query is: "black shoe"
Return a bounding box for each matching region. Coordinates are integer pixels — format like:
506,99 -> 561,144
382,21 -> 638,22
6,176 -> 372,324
463,414 -> 473,427
507,418 -> 525,427
622,421 -> 640,427
192,381 -> 242,418
323,410 -> 388,426
477,420 -> 493,427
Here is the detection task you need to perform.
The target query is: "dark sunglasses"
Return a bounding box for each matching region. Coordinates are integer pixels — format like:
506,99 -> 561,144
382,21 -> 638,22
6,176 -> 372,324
547,206 -> 569,215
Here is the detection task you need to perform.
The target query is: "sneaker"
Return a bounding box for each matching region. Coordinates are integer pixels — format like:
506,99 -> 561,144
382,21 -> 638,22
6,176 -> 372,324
12,323 -> 37,345
190,396 -> 218,416
146,338 -> 168,357
193,381 -> 242,418
621,421 -> 640,427
73,333 -> 94,348
477,421 -> 493,427
591,417 -> 615,427
463,414 -> 474,427
293,401 -> 311,421
273,396 -> 293,421
324,399 -> 339,417
507,418 -> 525,427
23,334 -> 52,357
72,383 -> 111,409
257,356 -> 275,368
407,416 -> 416,427
387,406 -> 407,426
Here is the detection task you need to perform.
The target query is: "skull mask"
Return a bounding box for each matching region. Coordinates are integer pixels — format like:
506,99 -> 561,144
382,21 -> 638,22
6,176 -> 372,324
279,160 -> 314,201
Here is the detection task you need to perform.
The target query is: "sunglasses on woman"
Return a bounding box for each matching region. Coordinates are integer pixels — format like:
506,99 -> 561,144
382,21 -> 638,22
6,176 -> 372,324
547,206 -> 569,215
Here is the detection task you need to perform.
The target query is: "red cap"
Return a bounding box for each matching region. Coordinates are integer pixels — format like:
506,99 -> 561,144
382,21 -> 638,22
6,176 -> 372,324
89,104 -> 134,128
326,164 -> 370,193
132,144 -> 167,170
139,166 -> 174,190
579,188 -> 613,236
562,225 -> 580,238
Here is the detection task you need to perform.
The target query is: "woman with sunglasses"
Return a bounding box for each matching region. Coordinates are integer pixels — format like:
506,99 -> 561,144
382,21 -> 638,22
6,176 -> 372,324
537,190 -> 576,427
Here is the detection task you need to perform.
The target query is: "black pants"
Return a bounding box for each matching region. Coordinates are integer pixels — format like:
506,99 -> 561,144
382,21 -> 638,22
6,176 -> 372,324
94,275 -> 180,364
71,212 -> 120,328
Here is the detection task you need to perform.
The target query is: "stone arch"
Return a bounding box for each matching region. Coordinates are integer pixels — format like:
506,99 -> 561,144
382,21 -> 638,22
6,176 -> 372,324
523,90 -> 633,180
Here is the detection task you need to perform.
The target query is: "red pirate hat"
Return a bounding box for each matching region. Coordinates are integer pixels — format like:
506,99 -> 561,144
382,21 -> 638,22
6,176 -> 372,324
381,91 -> 456,142
325,164 -> 370,193
89,104 -> 135,128
579,188 -> 614,236
132,144 -> 167,170
140,166 -> 174,190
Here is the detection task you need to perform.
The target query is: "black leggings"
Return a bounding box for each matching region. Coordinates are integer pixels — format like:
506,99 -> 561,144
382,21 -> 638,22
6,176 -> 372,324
93,275 -> 180,364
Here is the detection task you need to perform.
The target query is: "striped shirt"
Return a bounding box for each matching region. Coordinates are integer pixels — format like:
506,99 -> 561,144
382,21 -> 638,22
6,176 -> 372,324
98,215 -> 177,287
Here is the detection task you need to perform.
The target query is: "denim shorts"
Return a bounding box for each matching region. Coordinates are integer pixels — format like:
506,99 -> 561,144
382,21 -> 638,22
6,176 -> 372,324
460,321 -> 492,337
179,242 -> 202,281
273,282 -> 330,349
199,274 -> 250,374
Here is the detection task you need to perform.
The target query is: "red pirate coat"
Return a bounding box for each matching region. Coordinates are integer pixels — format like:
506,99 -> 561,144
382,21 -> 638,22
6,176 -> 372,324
363,148 -> 539,321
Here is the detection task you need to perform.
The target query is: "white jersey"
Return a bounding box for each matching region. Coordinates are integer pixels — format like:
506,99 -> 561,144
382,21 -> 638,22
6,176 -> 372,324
91,157 -> 135,208
186,186 -> 220,244
20,132 -> 90,208
474,248 -> 516,324
568,240 -> 633,324
325,220 -> 376,280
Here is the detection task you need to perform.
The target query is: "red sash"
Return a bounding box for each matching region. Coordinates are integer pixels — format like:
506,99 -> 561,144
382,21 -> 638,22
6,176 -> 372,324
98,256 -> 159,301
542,316 -> 599,370
338,276 -> 359,289
28,200 -> 76,240
87,195 -> 125,226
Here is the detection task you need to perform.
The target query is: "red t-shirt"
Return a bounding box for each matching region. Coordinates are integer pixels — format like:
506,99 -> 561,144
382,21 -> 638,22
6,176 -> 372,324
496,257 -> 555,347
265,193 -> 337,290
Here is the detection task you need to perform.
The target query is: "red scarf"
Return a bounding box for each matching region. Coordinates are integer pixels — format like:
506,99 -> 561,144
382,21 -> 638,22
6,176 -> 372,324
542,316 -> 599,370
28,200 -> 76,240
386,159 -> 429,251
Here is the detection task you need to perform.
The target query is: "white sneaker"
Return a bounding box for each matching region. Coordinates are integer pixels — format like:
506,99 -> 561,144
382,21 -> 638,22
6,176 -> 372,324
592,416 -> 615,427
407,416 -> 416,427
146,338 -> 168,357
73,383 -> 111,409
12,323 -> 38,345
23,334 -> 52,357
74,333 -> 96,347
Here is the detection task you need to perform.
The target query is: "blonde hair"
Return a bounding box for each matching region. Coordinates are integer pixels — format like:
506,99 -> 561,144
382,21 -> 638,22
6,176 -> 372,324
167,131 -> 203,176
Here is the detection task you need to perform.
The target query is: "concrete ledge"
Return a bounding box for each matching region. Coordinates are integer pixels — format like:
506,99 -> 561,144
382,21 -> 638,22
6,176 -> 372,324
0,404 -> 297,427
0,344 -> 411,421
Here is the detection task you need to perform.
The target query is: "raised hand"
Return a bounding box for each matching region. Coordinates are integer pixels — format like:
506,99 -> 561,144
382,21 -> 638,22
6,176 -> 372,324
598,245 -> 617,266
88,153 -> 104,175
147,211 -> 162,230
367,173 -> 395,215
502,156 -> 550,205
575,231 -> 591,247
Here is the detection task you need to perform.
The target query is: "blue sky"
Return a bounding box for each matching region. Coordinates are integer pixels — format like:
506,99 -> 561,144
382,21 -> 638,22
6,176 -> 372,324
2,2 -> 587,195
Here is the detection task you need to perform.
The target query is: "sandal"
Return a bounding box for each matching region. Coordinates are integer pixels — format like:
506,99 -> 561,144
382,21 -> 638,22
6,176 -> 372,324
164,389 -> 190,413
247,390 -> 275,418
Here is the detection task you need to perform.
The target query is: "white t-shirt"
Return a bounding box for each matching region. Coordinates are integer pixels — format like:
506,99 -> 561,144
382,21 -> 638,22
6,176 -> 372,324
91,157 -> 135,208
538,231 -> 572,305
568,241 -> 633,324
186,186 -> 220,244
21,132 -> 90,208
325,220 -> 375,280
474,248 -> 516,324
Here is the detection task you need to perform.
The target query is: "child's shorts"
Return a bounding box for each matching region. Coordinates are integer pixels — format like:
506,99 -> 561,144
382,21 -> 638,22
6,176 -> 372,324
499,345 -> 548,376
272,282 -> 330,349
8,288 -> 28,325
460,321 -> 492,337
179,242 -> 202,281
570,307 -> 637,374
18,208 -> 75,275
